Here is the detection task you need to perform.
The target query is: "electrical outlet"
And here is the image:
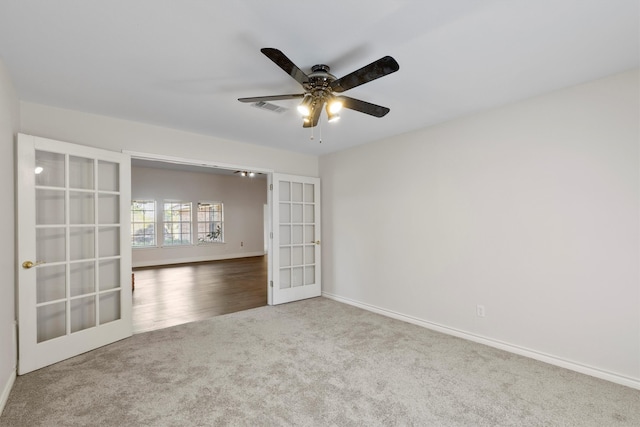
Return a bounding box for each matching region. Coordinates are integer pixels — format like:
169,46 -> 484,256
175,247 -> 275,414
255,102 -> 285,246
476,305 -> 486,317
240,241 -> 244,247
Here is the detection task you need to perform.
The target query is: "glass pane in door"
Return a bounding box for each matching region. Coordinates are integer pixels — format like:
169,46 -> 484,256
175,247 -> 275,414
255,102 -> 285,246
279,247 -> 291,267
99,259 -> 120,291
35,151 -> 64,187
70,261 -> 95,297
304,204 -> 314,222
99,226 -> 120,257
98,194 -> 119,224
37,302 -> 66,343
304,183 -> 314,202
99,291 -> 121,324
36,265 -> 66,304
292,182 -> 303,202
292,267 -> 303,287
36,189 -> 65,225
279,269 -> 291,289
292,204 -> 303,223
279,181 -> 290,201
98,161 -> 119,191
304,266 -> 315,285
304,246 -> 315,264
36,228 -> 66,263
70,296 -> 96,333
292,246 -> 303,266
69,192 -> 95,224
69,156 -> 94,189
70,227 -> 95,260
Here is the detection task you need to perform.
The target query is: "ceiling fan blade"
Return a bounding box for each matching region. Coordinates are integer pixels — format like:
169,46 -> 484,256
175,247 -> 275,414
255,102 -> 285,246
303,102 -> 323,128
330,56 -> 399,93
261,48 -> 309,87
338,96 -> 390,117
238,94 -> 305,103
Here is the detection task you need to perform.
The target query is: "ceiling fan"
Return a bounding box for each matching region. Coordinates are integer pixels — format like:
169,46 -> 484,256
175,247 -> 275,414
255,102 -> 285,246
238,48 -> 400,127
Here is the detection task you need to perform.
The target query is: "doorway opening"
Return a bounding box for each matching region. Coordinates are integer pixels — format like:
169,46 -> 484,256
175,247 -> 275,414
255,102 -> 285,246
127,153 -> 273,333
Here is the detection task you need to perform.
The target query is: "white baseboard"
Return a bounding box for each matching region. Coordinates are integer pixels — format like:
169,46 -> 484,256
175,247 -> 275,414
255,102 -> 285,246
132,251 -> 266,268
0,368 -> 16,417
322,291 -> 640,390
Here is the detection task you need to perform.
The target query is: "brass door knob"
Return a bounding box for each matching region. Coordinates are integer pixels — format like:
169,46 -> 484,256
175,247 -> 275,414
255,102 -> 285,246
315,240 -> 321,245
22,260 -> 45,269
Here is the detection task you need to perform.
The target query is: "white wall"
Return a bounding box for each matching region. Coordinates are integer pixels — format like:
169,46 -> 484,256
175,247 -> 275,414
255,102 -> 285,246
19,102 -> 318,177
0,60 -> 19,410
320,69 -> 640,387
132,166 -> 267,267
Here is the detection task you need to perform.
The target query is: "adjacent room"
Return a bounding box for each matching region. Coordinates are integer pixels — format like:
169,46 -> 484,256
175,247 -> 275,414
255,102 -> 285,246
0,1 -> 638,425
129,159 -> 269,332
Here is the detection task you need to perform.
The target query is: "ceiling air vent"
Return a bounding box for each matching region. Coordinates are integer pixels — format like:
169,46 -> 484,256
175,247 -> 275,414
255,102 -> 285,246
251,101 -> 288,114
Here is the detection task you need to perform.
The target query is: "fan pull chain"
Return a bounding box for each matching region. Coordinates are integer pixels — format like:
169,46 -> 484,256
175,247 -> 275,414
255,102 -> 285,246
307,105 -> 322,143
309,105 -> 315,141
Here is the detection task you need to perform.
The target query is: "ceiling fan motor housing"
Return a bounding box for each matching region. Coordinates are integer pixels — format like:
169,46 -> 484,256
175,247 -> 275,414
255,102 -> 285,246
305,64 -> 337,105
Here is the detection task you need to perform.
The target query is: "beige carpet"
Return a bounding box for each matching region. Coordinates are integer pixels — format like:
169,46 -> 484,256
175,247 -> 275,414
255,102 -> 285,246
1,297 -> 638,426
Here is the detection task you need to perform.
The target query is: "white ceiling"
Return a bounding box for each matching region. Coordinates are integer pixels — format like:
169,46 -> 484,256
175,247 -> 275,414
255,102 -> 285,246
0,1 -> 637,156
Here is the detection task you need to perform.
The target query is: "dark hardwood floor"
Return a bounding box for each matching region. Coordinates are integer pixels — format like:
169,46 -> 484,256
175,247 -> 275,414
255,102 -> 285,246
132,256 -> 268,333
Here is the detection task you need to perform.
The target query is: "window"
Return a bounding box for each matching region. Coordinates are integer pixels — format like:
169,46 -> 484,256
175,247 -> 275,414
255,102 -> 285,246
131,200 -> 156,247
163,201 -> 192,245
131,200 -> 224,247
197,202 -> 224,243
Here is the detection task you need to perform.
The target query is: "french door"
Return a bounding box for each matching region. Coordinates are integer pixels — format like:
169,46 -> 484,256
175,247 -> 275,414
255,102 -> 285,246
17,134 -> 132,374
270,174 -> 321,305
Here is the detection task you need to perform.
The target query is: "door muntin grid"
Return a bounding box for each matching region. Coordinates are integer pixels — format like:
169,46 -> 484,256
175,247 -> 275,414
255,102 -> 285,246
35,150 -> 122,343
278,180 -> 316,289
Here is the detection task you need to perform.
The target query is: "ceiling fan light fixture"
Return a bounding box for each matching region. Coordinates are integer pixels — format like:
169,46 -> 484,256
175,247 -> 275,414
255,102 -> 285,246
297,105 -> 311,117
297,95 -> 313,117
328,98 -> 343,114
326,104 -> 341,123
327,114 -> 340,123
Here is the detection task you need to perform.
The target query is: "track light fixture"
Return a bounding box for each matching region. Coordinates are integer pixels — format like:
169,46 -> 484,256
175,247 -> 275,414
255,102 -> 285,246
235,170 -> 257,177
